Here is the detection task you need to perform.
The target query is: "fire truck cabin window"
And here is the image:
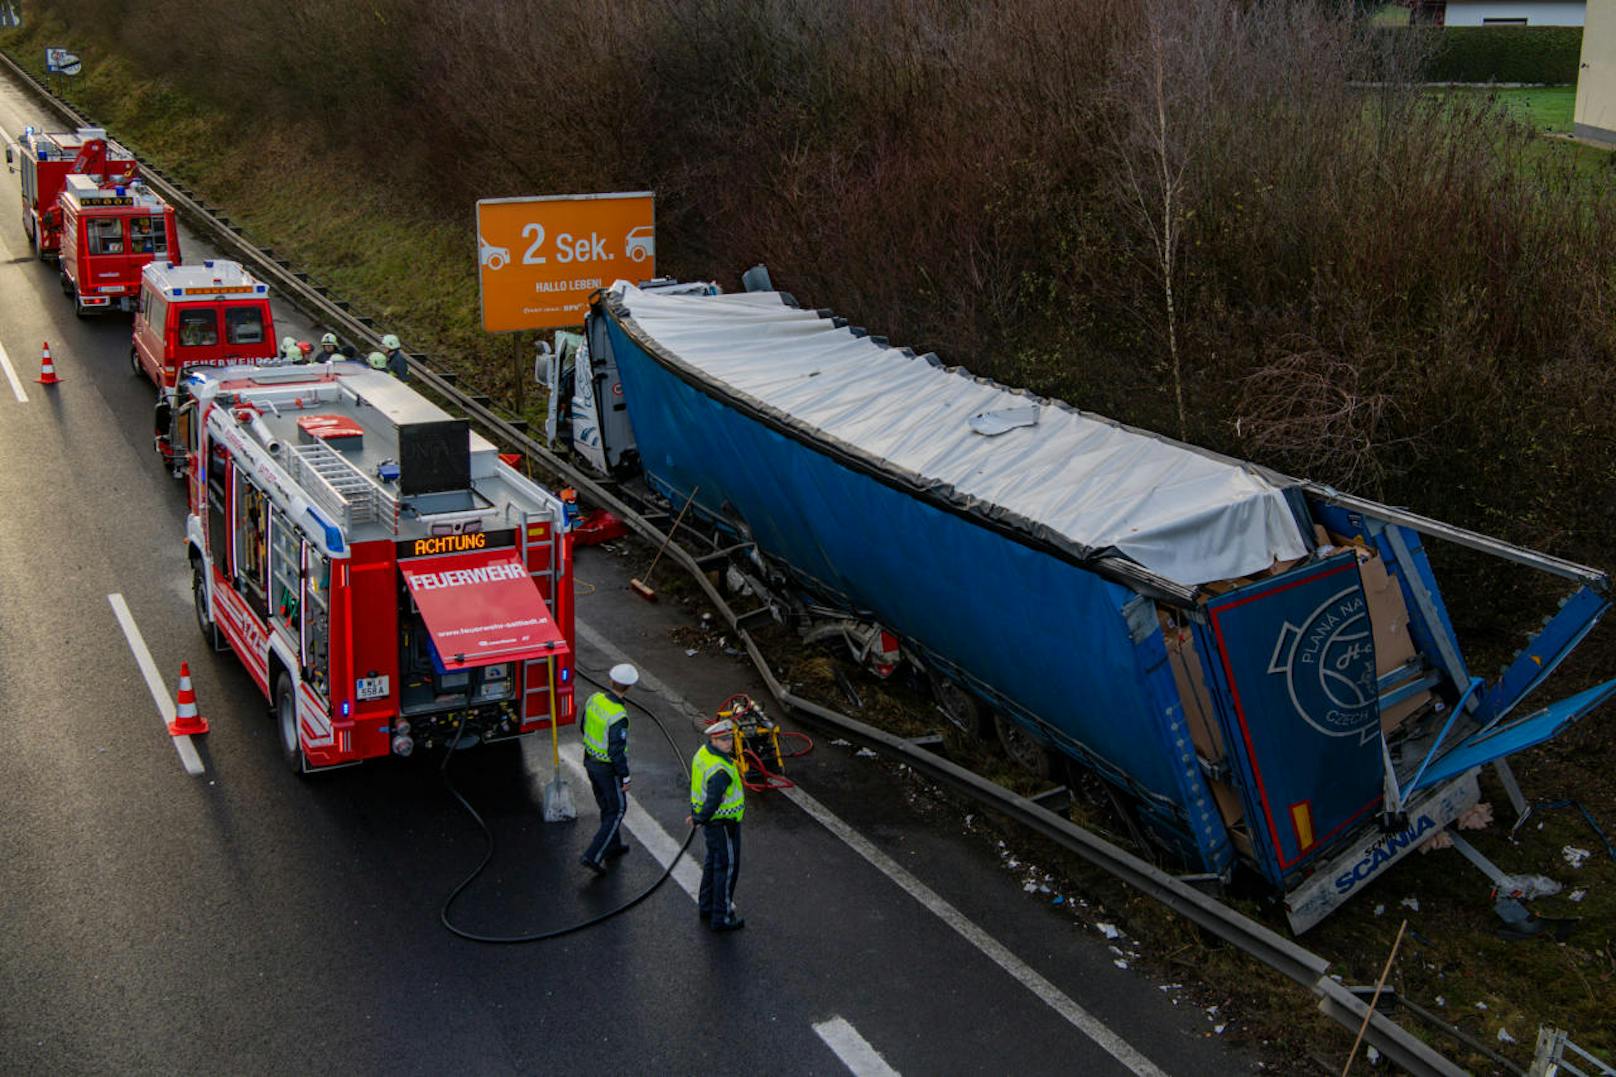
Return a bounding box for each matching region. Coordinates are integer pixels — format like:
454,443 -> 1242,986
269,509 -> 300,635
234,474 -> 269,619
225,306 -> 265,345
130,215 -> 166,254
302,553 -> 331,699
87,216 -> 123,255
178,309 -> 219,347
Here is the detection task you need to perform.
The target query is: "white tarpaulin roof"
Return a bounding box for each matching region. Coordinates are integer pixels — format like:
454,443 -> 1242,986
612,283 -> 1309,587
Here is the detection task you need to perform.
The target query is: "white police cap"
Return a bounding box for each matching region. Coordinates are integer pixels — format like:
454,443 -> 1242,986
706,719 -> 734,737
609,663 -> 639,688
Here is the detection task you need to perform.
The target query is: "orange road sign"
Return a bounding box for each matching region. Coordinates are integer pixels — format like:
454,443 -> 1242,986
476,193 -> 655,333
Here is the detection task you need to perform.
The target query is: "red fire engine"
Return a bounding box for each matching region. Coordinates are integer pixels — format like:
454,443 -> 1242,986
175,360 -> 575,771
134,260 -> 278,468
8,125 -> 136,258
58,172 -> 180,316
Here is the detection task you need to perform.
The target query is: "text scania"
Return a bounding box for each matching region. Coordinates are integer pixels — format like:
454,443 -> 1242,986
409,562 -> 527,590
1333,814 -> 1436,895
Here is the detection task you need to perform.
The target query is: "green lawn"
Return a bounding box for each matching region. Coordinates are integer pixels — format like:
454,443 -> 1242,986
1439,84 -> 1577,133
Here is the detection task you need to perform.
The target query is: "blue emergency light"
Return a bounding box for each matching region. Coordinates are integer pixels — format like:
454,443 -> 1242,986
114,186 -> 125,196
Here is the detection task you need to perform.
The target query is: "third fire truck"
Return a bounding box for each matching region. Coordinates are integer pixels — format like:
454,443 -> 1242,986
7,125 -> 136,258
58,172 -> 180,316
175,360 -> 576,771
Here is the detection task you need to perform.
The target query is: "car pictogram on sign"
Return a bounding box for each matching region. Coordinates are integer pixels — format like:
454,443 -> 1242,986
479,236 -> 510,271
625,226 -> 655,263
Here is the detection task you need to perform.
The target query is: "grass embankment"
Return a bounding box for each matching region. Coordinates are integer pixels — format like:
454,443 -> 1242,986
5,14 -> 1615,1072
0,15 -> 523,418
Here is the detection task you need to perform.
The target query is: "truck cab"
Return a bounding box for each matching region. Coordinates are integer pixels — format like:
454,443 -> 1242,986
58,173 -> 179,315
11,125 -> 136,259
134,260 -> 278,468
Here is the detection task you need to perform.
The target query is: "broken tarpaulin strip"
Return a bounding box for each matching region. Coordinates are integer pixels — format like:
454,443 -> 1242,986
1510,799 -> 1616,863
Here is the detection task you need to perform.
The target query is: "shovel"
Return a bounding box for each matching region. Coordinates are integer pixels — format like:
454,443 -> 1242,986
629,485 -> 700,602
541,656 -> 575,822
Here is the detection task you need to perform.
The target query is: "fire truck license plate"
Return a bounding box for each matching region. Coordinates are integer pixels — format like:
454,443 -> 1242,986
356,676 -> 390,701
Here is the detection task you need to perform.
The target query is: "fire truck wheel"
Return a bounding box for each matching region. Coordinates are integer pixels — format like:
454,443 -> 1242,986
275,672 -> 305,774
994,712 -> 1054,780
192,562 -> 219,649
130,346 -> 144,379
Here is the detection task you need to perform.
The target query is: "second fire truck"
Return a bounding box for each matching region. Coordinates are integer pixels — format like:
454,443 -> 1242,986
174,360 -> 576,772
58,172 -> 180,316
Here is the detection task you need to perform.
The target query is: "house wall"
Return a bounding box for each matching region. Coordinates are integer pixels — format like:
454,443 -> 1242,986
1575,0 -> 1616,140
1446,0 -> 1586,24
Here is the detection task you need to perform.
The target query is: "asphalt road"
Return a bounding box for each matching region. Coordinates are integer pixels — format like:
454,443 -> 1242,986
0,74 -> 1263,1076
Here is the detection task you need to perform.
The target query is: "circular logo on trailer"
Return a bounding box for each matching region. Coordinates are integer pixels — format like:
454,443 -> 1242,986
1266,586 -> 1379,742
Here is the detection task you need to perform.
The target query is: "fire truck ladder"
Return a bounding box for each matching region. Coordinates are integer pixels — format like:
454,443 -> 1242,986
287,438 -> 400,534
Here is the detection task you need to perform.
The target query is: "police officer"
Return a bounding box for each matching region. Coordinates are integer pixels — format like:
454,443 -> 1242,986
381,333 -> 409,381
687,719 -> 745,931
579,663 -> 637,874
315,332 -> 341,362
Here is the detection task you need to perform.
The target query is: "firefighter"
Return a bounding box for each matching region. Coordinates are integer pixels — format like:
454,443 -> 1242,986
687,719 -> 746,931
316,332 -> 341,362
366,351 -> 388,371
279,336 -> 301,363
579,663 -> 637,874
381,333 -> 409,382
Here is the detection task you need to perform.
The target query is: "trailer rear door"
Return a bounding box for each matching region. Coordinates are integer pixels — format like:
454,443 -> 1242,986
1197,553 -> 1382,884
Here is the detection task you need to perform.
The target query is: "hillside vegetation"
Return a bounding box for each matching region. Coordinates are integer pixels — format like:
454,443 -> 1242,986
7,2 -> 1616,1063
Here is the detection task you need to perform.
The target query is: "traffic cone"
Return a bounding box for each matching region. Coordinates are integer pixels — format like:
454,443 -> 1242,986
36,341 -> 61,385
168,661 -> 210,736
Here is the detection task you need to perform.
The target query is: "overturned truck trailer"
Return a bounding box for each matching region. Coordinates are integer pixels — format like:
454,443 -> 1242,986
593,282 -> 1616,932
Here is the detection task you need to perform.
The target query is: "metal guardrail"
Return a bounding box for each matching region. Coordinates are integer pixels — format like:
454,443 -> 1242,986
0,48 -> 1477,1075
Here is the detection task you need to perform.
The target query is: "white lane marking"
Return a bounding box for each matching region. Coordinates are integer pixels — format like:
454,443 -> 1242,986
574,617 -> 1167,1077
518,733 -> 702,901
108,593 -> 205,777
0,339 -> 27,402
813,1017 -> 900,1077
785,784 -> 1167,1076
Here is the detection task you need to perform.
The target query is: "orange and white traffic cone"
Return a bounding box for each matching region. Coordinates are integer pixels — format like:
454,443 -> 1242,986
36,341 -> 61,385
168,661 -> 210,736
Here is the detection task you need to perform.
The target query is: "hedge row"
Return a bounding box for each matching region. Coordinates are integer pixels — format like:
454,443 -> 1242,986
1410,25 -> 1583,84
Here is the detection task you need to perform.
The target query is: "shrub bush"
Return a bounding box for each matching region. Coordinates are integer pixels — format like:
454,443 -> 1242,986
1421,25 -> 1583,83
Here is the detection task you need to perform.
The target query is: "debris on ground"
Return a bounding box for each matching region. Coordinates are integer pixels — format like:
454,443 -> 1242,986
1569,888 -> 1587,903
1563,845 -> 1593,869
1496,1028 -> 1516,1045
1097,922 -> 1121,939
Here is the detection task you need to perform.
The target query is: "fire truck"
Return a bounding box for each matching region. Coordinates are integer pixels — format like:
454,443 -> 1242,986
175,360 -> 576,772
7,125 -> 136,258
133,260 -> 278,468
57,172 -> 180,316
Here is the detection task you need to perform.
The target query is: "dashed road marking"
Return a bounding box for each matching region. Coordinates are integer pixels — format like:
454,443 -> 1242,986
0,338 -> 27,402
108,593 -> 204,777
813,1016 -> 900,1077
573,617 -> 1168,1077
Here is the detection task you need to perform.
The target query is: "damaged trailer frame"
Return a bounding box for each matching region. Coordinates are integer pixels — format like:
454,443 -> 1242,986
587,282 -> 1616,933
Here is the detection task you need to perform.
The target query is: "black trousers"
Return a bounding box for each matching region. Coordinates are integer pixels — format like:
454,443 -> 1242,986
582,759 -> 629,866
699,820 -> 741,924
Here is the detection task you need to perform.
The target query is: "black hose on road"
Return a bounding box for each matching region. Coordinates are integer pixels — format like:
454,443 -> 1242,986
437,667 -> 696,943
